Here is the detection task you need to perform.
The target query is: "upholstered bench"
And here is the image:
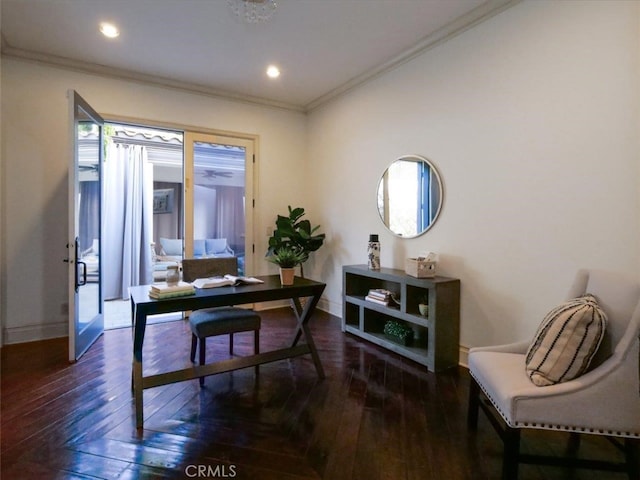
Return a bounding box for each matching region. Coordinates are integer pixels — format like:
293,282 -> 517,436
182,257 -> 261,387
189,307 -> 261,386
190,307 -> 260,355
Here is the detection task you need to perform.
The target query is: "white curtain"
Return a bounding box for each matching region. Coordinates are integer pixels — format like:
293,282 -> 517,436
103,143 -> 153,300
214,186 -> 245,248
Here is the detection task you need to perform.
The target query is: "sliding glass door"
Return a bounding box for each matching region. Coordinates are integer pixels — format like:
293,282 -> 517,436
184,133 -> 255,275
93,124 -> 255,330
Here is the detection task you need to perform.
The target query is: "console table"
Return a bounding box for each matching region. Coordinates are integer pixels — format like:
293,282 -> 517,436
342,265 -> 460,371
130,275 -> 326,428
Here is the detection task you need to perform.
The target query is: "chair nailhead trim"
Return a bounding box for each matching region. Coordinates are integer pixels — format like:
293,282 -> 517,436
469,371 -> 640,438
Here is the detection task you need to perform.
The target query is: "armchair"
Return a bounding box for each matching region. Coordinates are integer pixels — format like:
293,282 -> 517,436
467,269 -> 640,479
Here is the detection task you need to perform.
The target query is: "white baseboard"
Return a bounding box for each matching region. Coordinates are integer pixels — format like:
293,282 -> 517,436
459,344 -> 470,368
2,304 -> 473,371
253,299 -> 291,311
253,297 -> 341,315
4,321 -> 67,345
318,297 -> 342,317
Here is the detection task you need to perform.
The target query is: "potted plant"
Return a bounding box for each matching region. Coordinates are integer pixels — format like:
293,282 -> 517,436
267,246 -> 305,285
266,206 -> 325,278
383,320 -> 413,346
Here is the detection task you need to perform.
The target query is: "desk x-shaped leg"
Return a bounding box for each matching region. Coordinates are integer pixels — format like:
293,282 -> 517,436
290,295 -> 325,379
131,283 -> 326,429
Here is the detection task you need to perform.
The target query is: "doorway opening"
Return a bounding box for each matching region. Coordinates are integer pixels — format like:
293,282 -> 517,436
86,123 -> 253,330
97,123 -> 184,329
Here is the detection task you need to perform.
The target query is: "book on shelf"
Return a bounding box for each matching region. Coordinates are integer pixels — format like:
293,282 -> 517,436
365,294 -> 389,306
367,288 -> 392,300
365,288 -> 400,307
191,274 -> 264,289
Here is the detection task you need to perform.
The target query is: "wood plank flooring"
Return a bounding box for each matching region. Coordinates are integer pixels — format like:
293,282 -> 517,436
1,308 -> 630,479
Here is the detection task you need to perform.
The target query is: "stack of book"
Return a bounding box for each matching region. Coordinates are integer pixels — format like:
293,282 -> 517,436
365,288 -> 393,306
149,281 -> 196,299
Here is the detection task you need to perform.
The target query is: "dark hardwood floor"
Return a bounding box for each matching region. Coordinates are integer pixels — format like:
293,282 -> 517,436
1,308 -> 630,479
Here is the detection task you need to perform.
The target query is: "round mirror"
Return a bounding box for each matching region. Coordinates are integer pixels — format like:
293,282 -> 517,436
377,154 -> 443,238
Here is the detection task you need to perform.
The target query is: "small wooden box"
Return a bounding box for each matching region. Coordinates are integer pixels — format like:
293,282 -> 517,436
405,258 -> 436,278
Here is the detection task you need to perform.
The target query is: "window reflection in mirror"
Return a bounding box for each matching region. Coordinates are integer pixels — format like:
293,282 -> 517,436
377,155 -> 443,238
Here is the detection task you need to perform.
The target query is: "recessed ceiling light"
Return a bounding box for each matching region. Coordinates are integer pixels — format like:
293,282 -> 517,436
266,65 -> 280,79
99,22 -> 120,39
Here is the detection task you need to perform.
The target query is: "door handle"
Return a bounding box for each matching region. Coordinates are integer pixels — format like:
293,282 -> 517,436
73,237 -> 82,292
77,261 -> 87,287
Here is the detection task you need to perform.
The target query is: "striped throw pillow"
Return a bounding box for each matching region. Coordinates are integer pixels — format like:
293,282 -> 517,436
525,294 -> 607,387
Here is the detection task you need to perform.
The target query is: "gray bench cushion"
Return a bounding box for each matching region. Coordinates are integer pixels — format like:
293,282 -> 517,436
189,307 -> 260,338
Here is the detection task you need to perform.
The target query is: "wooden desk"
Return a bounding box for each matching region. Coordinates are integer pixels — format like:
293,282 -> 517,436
130,275 -> 326,428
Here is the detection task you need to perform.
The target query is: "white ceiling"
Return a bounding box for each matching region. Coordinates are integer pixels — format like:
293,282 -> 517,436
1,0 -> 517,112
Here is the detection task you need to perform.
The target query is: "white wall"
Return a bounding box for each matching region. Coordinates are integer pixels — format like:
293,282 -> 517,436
306,0 -> 640,349
1,59 -> 307,343
2,0 -> 639,353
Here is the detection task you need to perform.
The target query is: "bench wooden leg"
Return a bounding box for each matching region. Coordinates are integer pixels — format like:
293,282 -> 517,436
190,334 -> 197,363
198,337 -> 206,387
254,329 -> 260,375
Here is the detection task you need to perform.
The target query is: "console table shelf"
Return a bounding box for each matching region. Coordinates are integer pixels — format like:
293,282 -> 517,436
342,265 -> 460,371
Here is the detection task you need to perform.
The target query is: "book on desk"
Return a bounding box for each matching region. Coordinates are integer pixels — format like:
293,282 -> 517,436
148,275 -> 265,299
191,274 -> 264,289
149,281 -> 196,299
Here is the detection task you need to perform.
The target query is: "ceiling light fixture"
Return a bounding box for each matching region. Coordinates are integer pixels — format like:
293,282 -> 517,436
228,0 -> 277,24
99,22 -> 120,39
266,65 -> 280,78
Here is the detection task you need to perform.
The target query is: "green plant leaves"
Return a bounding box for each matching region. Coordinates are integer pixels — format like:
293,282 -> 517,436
266,206 -> 326,269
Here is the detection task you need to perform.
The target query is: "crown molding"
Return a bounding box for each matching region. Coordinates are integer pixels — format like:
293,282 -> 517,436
0,41 -> 306,114
1,0 -> 519,115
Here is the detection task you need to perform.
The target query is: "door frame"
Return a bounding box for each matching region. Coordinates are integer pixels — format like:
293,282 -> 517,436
101,114 -> 258,274
184,131 -> 256,275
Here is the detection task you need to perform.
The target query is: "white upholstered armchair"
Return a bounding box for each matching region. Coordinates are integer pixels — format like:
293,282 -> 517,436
467,269 -> 640,479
